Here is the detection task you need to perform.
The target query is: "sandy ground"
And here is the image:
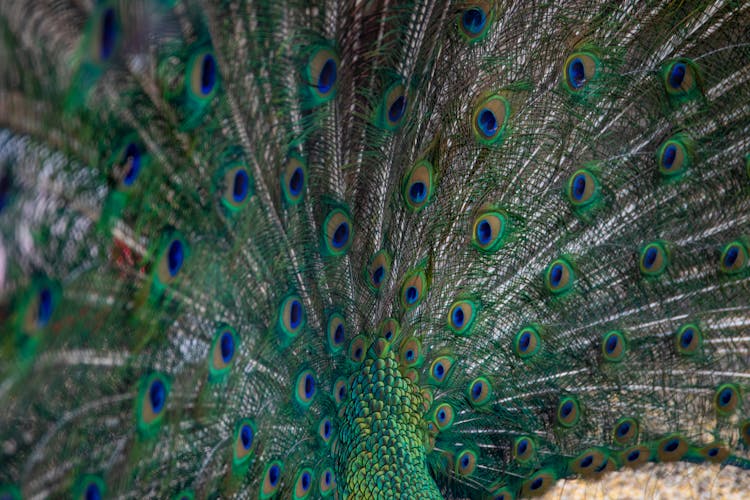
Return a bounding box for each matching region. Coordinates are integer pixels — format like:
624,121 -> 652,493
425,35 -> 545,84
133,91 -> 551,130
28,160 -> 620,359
540,463 -> 747,499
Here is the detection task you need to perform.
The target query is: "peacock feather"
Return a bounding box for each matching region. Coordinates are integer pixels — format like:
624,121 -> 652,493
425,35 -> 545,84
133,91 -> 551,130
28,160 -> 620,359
1,1 -> 749,498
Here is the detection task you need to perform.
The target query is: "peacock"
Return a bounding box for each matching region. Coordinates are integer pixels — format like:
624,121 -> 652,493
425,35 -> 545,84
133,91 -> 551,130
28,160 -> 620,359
1,0 -> 749,498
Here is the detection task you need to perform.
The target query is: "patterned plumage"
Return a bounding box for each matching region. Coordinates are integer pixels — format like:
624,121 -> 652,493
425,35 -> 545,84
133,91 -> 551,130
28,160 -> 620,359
1,1 -> 749,498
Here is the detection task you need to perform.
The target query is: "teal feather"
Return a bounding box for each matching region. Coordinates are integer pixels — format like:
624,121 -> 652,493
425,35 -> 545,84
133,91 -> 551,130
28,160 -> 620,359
1,1 -> 750,498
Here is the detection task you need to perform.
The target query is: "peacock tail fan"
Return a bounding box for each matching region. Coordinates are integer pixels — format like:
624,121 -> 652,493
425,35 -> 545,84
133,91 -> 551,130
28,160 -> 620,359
1,1 -> 749,498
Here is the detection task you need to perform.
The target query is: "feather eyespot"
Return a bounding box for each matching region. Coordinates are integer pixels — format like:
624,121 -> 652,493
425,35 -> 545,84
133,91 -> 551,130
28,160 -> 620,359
663,59 -> 700,98
675,323 -> 702,356
318,467 -> 335,496
118,142 -> 143,188
557,397 -> 580,427
318,417 -> 333,444
260,461 -> 283,499
657,136 -> 692,177
448,299 -> 477,335
281,156 -> 307,205
612,417 -> 638,444
564,52 -> 600,92
233,419 -> 256,466
323,208 -> 353,255
306,46 -> 339,103
294,370 -> 317,408
467,377 -> 492,406
209,325 -> 238,378
513,436 -> 535,463
567,169 -> 599,206
278,295 -> 305,339
455,449 -> 478,476
220,164 -> 251,210
399,337 -> 422,367
433,403 -> 455,430
379,318 -> 400,341
137,374 -> 169,432
366,250 -> 391,292
471,210 -> 507,252
545,258 -> 574,294
458,2 -> 493,42
400,268 -> 427,310
621,445 -> 650,467
714,383 -> 740,416
429,356 -> 455,384
333,378 -> 348,405
602,330 -> 627,362
514,326 -> 541,358
403,160 -> 435,212
376,82 -> 407,130
154,232 -> 188,287
657,434 -> 688,462
293,467 -> 314,500
639,242 -> 668,276
570,449 -> 607,476
348,335 -> 367,364
326,313 -> 346,352
188,49 -> 218,100
21,280 -> 58,335
520,470 -> 556,497
74,475 -> 105,500
91,6 -> 118,63
472,95 -> 510,145
700,443 -> 730,463
719,241 -> 748,274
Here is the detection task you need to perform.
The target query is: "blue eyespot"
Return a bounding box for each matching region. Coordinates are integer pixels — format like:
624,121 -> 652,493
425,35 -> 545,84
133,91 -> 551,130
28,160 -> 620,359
318,59 -> 337,94
662,144 -> 677,170
452,307 -> 465,327
668,62 -> 686,89
85,482 -> 102,500
372,266 -> 384,285
406,286 -> 418,304
332,222 -> 349,249
304,374 -> 315,399
123,143 -> 141,186
289,167 -> 304,196
99,8 -> 117,61
149,379 -> 166,414
268,464 -> 280,486
240,424 -> 254,450
220,331 -> 235,363
462,8 -> 487,34
517,440 -> 528,455
233,169 -> 249,203
477,108 -> 498,136
567,58 -> 586,89
627,450 -> 640,462
409,181 -> 427,203
290,300 -> 302,329
334,324 -> 344,344
37,287 -> 53,326
167,240 -> 184,277
561,401 -> 573,417
476,219 -> 492,245
200,54 -> 217,95
388,96 -> 407,122
549,264 -> 563,287
571,173 -> 586,200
